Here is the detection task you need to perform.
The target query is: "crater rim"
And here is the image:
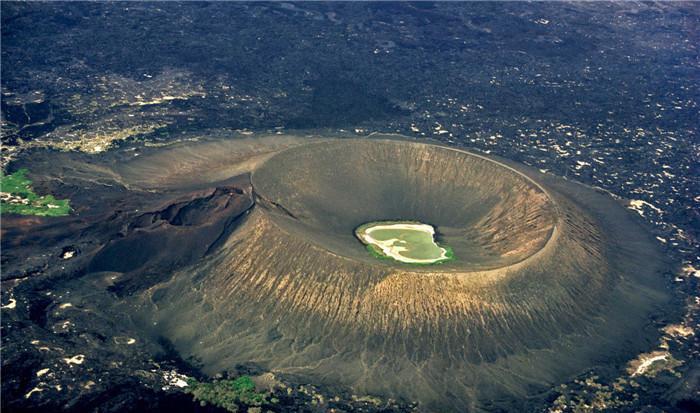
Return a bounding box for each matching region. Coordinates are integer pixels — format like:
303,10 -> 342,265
251,137 -> 561,273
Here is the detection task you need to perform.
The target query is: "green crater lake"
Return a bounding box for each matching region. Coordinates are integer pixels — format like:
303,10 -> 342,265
355,221 -> 454,265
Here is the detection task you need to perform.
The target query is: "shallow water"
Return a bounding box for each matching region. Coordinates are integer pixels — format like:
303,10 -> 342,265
357,221 -> 450,263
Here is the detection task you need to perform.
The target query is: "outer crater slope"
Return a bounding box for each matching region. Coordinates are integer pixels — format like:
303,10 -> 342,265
139,138 -> 670,412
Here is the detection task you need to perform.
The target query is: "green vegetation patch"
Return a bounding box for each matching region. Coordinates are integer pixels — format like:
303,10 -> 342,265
0,168 -> 71,216
186,375 -> 276,412
365,244 -> 392,261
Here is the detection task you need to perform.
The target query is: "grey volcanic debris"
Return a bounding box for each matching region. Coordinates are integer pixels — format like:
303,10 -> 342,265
2,2 -> 699,413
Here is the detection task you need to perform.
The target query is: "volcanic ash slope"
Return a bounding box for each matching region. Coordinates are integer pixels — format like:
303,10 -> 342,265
139,138 -> 670,412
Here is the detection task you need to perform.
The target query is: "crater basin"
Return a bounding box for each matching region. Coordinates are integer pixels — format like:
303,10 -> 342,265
252,139 -> 558,271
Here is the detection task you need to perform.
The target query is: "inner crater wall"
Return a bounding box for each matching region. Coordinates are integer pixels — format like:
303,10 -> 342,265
252,139 -> 558,270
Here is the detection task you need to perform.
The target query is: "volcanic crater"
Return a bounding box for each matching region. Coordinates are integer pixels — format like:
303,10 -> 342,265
2,136 -> 671,412
127,137 -> 670,411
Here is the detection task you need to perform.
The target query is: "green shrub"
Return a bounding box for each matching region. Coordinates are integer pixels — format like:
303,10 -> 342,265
185,376 -> 272,412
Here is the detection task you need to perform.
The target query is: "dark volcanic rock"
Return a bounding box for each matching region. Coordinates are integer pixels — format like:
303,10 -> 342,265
1,170 -> 254,412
